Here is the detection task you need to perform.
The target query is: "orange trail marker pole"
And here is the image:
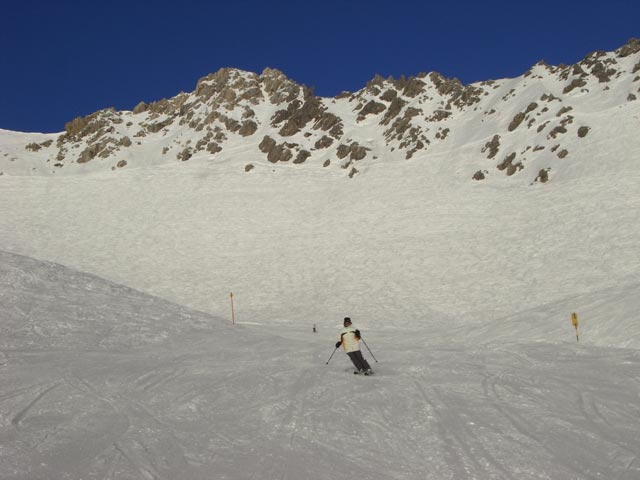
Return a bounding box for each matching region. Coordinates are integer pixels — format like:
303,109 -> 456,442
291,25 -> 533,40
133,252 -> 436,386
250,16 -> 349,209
571,312 -> 579,342
230,292 -> 235,326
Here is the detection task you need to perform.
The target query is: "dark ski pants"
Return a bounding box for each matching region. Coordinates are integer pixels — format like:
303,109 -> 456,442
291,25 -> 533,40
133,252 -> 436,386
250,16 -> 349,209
347,350 -> 371,371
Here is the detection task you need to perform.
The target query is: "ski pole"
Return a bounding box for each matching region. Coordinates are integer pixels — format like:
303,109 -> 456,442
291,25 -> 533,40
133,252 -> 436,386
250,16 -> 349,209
360,338 -> 378,363
325,346 -> 339,364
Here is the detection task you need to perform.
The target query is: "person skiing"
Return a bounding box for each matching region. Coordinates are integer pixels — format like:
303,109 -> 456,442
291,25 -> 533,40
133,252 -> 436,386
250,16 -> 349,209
335,317 -> 374,375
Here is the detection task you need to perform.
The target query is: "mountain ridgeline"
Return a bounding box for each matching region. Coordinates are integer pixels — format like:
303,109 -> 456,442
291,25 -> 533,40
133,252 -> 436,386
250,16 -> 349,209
3,38 -> 639,183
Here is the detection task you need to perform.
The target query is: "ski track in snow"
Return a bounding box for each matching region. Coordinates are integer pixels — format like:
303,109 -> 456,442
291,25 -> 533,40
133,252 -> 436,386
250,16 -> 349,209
2,255 -> 640,480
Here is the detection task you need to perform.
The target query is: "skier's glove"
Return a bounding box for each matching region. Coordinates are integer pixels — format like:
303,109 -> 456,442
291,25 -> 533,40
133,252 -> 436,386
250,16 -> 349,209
335,341 -> 341,348
355,329 -> 361,339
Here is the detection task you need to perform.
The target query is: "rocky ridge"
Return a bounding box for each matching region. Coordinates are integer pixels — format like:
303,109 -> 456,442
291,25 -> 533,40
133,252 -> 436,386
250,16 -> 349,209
2,38 -> 639,183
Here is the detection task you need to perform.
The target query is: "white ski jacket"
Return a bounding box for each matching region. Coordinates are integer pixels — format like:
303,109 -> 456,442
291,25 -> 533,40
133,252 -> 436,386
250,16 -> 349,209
338,326 -> 361,353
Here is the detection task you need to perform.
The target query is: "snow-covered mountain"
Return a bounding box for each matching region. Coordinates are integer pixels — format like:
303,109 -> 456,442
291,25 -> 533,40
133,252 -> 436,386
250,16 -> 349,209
2,38 -> 639,184
2,39 -> 640,480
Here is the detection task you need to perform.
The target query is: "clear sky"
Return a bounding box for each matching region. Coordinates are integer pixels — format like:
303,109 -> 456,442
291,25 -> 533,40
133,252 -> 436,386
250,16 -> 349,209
2,0 -> 638,133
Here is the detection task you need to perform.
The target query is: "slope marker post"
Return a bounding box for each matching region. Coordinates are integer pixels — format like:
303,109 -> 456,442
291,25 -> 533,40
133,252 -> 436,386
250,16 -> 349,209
230,292 -> 235,326
571,312 -> 579,342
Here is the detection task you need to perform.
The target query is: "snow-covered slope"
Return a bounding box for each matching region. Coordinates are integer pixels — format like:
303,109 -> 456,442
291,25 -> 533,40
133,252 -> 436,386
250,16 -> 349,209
1,152 -> 639,345
2,251 -> 640,480
2,39 -> 639,185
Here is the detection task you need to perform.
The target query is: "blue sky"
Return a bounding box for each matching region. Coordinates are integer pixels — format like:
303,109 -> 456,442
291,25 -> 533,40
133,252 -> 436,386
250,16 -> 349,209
2,0 -> 638,133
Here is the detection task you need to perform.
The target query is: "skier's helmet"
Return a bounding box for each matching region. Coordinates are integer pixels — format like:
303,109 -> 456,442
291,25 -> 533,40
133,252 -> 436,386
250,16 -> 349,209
343,317 -> 352,326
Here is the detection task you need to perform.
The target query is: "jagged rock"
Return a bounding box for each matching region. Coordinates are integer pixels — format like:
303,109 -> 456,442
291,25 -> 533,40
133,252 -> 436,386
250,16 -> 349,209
537,121 -> 550,133
25,143 -> 41,152
239,120 -> 258,137
540,93 -> 561,102
177,147 -> 193,162
535,169 -> 550,183
381,98 -> 407,126
293,150 -> 311,164
194,68 -> 262,108
336,142 -> 370,161
380,89 -> 397,102
242,107 -> 256,119
245,164 -> 254,172
119,136 -> 132,147
590,61 -> 617,83
313,112 -> 343,138
385,117 -> 410,140
260,67 -> 301,105
323,159 -> 331,167
405,139 -> 426,159
336,144 -> 350,160
427,110 -> 451,122
563,78 -> 587,94
428,72 -> 483,108
350,145 -> 368,161
405,107 -> 422,118
365,74 -> 385,93
357,100 -> 386,121
133,101 -> 148,114
207,142 -> 222,154
279,96 -> 324,136
271,100 -> 300,126
218,87 -> 237,105
482,135 -> 501,159
548,125 -> 567,139
64,110 -> 111,140
315,136 -> 334,149
497,152 -> 522,176
472,170 -> 486,181
558,149 -> 569,158
348,166 -> 359,178
508,112 -> 526,131
146,118 -> 173,133
617,38 -> 640,57
267,144 -> 293,163
628,93 -> 638,101
435,128 -> 450,140
147,98 -> 173,117
401,77 -> 426,97
577,126 -> 591,138
556,106 -> 573,117
223,117 -> 241,133
78,143 -> 103,163
259,136 -> 276,153
195,133 -> 212,151
116,160 -> 127,168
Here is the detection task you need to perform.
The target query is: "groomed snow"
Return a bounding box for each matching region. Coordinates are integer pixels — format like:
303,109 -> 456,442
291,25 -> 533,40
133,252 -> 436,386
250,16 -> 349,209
1,250 -> 640,480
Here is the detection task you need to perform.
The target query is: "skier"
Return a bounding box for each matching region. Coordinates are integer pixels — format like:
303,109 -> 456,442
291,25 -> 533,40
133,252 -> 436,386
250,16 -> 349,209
335,317 -> 374,375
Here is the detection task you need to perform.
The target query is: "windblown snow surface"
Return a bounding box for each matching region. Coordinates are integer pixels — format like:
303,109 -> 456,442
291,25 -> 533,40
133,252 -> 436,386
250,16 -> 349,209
2,59 -> 640,478
1,155 -> 640,479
